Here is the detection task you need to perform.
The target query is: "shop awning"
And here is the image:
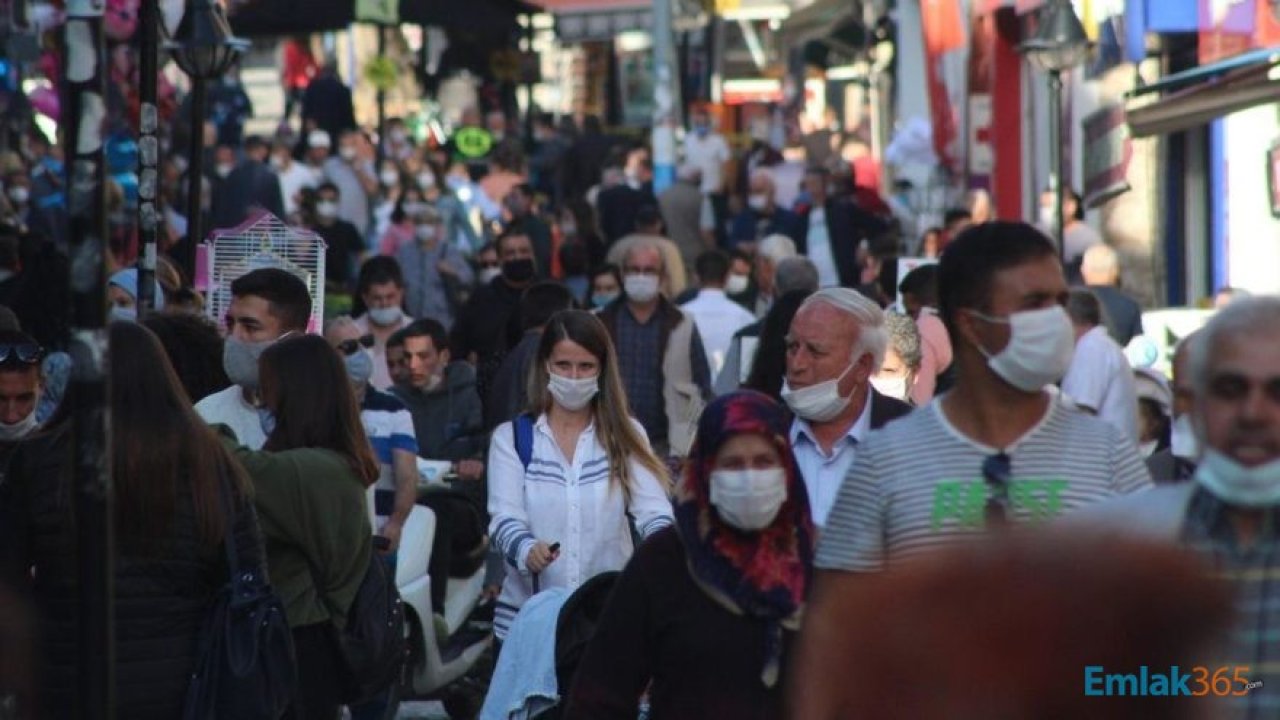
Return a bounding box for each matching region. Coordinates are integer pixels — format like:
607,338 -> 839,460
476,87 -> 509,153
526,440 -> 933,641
528,0 -> 652,42
1126,46 -> 1280,138
779,0 -> 865,54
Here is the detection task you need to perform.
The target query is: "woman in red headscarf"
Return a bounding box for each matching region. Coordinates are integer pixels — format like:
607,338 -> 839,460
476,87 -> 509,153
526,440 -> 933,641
563,390 -> 815,720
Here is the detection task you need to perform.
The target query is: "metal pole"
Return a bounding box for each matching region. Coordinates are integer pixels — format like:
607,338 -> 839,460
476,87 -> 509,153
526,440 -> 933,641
1048,69 -> 1065,263
650,0 -> 679,195
376,25 -> 386,167
137,0 -> 160,315
184,74 -> 208,281
62,0 -> 114,717
523,12 -> 534,146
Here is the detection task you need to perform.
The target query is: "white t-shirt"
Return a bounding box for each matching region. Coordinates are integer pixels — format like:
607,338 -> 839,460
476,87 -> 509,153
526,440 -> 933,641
683,132 -> 731,194
275,162 -> 319,216
1061,325 -> 1140,441
806,208 -> 840,288
195,385 -> 266,450
679,288 -> 756,376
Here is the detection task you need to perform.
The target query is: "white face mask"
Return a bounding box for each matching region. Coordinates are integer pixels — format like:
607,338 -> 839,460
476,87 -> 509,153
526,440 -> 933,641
416,224 -> 438,242
1196,450 -> 1280,508
368,306 -> 403,327
547,369 -> 599,411
271,156 -> 288,171
709,467 -> 788,531
725,273 -> 750,295
339,146 -> 358,161
479,267 -> 502,284
402,201 -> 427,217
971,306 -> 1075,393
8,186 -> 30,204
1170,414 -> 1201,460
316,200 -> 339,220
418,172 -> 436,190
1038,206 -> 1057,227
215,163 -> 233,179
380,169 -> 399,186
870,375 -> 910,403
624,274 -> 661,303
0,407 -> 40,441
781,360 -> 858,422
748,194 -> 769,211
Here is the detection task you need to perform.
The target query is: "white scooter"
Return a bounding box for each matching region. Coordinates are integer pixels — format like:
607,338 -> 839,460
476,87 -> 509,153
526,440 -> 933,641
369,461 -> 493,718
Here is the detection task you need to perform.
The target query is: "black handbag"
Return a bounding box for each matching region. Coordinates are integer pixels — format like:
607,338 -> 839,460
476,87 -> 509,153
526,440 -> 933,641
332,539 -> 407,704
183,477 -> 297,720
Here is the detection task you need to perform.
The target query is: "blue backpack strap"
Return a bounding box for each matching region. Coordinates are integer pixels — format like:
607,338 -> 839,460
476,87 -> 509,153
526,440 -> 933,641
513,413 -> 534,471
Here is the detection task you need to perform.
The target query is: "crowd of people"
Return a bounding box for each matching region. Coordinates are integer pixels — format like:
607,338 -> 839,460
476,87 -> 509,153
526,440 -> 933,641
0,49 -> 1276,720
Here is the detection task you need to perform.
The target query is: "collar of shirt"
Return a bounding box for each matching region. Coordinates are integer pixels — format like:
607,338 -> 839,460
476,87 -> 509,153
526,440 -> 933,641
789,387 -> 874,455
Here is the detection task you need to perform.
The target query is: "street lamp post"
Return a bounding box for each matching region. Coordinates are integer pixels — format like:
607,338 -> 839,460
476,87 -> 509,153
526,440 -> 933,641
166,0 -> 248,280
1020,0 -> 1089,263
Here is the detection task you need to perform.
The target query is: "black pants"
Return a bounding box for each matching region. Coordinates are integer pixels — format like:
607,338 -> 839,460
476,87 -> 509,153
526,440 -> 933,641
418,488 -> 487,612
287,623 -> 344,720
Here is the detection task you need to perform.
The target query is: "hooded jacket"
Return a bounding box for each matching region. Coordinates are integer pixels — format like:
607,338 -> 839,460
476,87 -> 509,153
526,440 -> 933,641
392,360 -> 486,461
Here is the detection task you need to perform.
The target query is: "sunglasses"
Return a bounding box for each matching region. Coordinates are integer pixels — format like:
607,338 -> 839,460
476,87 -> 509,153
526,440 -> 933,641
0,343 -> 43,365
336,334 -> 375,356
982,452 -> 1012,529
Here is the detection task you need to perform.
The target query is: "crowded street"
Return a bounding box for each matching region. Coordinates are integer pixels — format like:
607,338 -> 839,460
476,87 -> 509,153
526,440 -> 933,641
1,0 -> 1280,718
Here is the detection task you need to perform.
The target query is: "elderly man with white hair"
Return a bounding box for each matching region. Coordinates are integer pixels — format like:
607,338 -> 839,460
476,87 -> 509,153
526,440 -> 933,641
782,287 -> 913,526
1080,244 -> 1143,345
753,233 -> 797,316
728,168 -> 803,251
714,256 -> 820,396
658,163 -> 716,274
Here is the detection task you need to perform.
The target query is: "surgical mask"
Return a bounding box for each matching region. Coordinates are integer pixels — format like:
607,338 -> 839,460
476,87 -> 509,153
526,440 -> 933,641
110,306 -> 138,323
418,172 -> 436,190
709,467 -> 788,531
781,361 -> 857,422
725,273 -> 750,295
970,306 -> 1075,393
503,258 -> 535,283
561,221 -> 578,237
748,194 -> 768,212
693,122 -> 710,137
223,336 -> 275,392
271,155 -> 288,171
479,267 -> 502,284
316,200 -> 339,220
870,375 -> 909,403
591,292 -> 619,308
8,186 -> 30,204
0,407 -> 40,441
402,201 -> 427,216
215,163 -> 233,179
446,175 -> 467,191
257,407 -> 277,438
345,348 -> 374,387
380,168 -> 399,186
416,224 -> 438,242
1038,206 -> 1057,227
547,370 -> 599,411
1196,450 -> 1280,508
1170,414 -> 1201,460
624,274 -> 660,303
339,146 -> 358,161
368,306 -> 403,327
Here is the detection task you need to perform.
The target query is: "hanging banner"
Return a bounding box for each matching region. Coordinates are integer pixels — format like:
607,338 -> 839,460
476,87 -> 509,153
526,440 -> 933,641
1082,103 -> 1133,208
921,0 -> 965,172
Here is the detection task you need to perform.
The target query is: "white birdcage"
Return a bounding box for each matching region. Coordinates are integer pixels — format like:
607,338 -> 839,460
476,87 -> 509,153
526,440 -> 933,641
202,211 -> 326,333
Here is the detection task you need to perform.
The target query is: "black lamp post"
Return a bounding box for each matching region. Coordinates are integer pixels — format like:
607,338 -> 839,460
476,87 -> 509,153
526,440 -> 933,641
166,0 -> 248,279
1020,0 -> 1089,262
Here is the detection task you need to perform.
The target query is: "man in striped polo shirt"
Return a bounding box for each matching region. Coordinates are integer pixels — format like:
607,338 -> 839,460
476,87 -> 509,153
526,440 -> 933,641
790,223 -> 1153,714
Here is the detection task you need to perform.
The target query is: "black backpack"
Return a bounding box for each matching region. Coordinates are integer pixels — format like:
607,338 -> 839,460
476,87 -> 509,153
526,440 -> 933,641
183,480 -> 296,720
332,541 -> 407,704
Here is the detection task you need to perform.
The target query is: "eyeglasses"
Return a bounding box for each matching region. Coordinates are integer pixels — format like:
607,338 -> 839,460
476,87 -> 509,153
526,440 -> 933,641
0,343 -> 43,365
981,452 -> 1012,529
336,334 -> 375,356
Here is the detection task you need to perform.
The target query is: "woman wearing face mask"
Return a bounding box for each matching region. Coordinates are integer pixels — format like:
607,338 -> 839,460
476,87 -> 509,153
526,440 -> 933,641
488,310 -> 674,647
377,186 -> 428,256
872,312 -> 923,405
563,390 -> 813,720
587,263 -> 623,309
394,203 -> 475,329
418,157 -> 482,256
221,334 -> 378,720
372,162 -> 405,241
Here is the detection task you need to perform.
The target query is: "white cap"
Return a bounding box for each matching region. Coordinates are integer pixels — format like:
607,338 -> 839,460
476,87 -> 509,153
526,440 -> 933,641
307,130 -> 332,149
1133,368 -> 1172,416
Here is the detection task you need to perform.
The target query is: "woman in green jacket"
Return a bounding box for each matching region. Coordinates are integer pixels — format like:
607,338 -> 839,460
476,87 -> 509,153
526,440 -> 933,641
227,333 -> 380,720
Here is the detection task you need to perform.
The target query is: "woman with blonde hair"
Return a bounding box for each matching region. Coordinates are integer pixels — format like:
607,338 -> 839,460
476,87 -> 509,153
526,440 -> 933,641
488,309 -> 673,643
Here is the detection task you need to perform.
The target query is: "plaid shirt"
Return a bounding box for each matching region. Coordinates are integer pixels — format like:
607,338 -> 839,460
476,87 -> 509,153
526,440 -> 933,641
1182,487 -> 1280,718
615,305 -> 665,444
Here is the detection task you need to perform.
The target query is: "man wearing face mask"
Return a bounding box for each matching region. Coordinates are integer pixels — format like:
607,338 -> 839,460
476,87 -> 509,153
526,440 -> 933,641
394,203 -> 474,330
451,228 -> 539,398
795,165 -> 888,289
353,256 -> 415,391
1147,331 -> 1203,483
311,182 -> 365,292
212,135 -> 284,229
680,250 -> 756,378
597,240 -> 711,457
0,331 -> 46,446
502,184 -> 552,278
323,129 -> 377,238
1061,288 -> 1140,441
781,288 -> 912,527
807,223 -> 1150,570
1065,297 -> 1280,715
871,312 -> 923,405
728,170 -> 801,252
270,139 -> 317,218
107,267 -> 166,323
194,268 -> 311,449
597,147 -> 658,247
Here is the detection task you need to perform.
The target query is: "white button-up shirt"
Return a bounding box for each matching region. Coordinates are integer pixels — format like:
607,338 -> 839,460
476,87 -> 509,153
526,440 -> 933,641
680,288 -> 756,377
488,414 -> 673,638
790,390 -> 873,527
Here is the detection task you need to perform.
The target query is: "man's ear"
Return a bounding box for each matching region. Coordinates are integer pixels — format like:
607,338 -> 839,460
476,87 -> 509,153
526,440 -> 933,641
440,348 -> 451,366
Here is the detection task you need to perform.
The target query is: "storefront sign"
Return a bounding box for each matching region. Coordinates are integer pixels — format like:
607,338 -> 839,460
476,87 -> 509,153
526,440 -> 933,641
556,8 -> 651,43
1083,103 -> 1133,208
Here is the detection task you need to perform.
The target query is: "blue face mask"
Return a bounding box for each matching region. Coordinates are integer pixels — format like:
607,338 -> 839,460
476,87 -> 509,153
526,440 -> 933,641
345,349 -> 374,387
591,292 -> 619,308
257,407 -> 277,438
43,157 -> 64,175
110,306 -> 137,323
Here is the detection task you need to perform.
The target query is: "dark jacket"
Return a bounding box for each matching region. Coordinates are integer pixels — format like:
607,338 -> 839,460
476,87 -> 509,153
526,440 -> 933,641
1146,450 -> 1195,485
597,184 -> 658,247
1088,284 -> 1144,347
450,276 -> 527,402
485,329 -> 541,431
728,206 -> 803,250
796,198 -> 889,288
868,388 -> 914,429
0,422 -> 265,719
212,158 -> 285,229
392,361 -> 486,461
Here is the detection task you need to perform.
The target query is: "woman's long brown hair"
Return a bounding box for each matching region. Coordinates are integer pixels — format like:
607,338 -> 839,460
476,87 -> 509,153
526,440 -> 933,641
526,310 -> 670,497
110,321 -> 249,552
258,334 -> 379,487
